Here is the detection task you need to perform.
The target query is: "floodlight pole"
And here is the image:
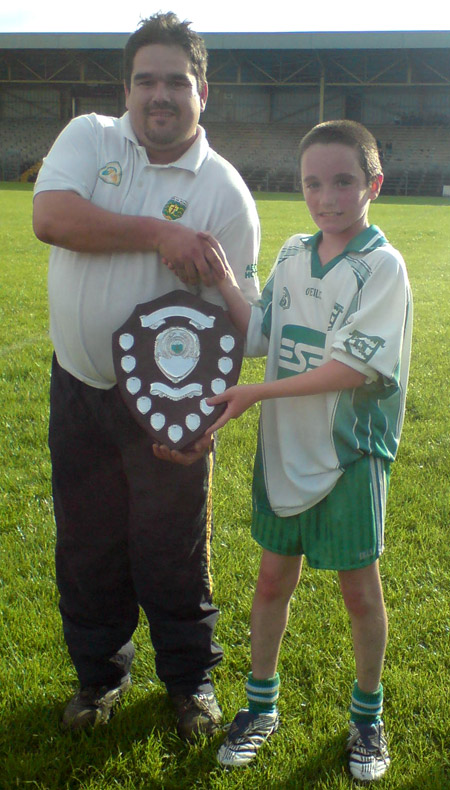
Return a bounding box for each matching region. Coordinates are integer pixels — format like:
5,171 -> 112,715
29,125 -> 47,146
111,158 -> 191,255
319,72 -> 325,123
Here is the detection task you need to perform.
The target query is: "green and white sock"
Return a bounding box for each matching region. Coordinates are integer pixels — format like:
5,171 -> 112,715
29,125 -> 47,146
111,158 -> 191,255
350,680 -> 383,724
246,672 -> 280,714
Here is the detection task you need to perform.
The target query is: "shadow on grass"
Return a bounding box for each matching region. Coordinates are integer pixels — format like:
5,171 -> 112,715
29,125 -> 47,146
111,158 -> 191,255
0,690 -> 223,789
0,181 -> 34,192
393,763 -> 450,790
272,735 -> 450,790
267,730 -> 349,789
4,696 -> 448,790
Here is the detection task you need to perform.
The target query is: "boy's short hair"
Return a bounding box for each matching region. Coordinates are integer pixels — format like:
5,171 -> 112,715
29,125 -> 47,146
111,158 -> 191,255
299,120 -> 383,184
124,12 -> 208,92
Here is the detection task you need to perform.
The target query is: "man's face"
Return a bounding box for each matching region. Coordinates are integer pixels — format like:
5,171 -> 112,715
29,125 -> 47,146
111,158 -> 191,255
124,43 -> 207,164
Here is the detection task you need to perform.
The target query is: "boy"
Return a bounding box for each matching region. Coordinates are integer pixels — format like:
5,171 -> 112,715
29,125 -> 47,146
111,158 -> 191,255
205,120 -> 412,781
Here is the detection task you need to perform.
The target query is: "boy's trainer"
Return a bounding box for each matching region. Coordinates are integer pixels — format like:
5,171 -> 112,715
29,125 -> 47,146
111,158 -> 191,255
347,720 -> 390,782
217,708 -> 279,766
62,674 -> 131,730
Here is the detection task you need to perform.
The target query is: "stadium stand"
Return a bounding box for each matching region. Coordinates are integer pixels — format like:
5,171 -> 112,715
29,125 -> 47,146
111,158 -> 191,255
1,31 -> 449,195
205,122 -> 450,195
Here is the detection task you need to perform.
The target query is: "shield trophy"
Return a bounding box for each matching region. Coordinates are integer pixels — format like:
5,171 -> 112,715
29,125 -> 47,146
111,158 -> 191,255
112,290 -> 244,450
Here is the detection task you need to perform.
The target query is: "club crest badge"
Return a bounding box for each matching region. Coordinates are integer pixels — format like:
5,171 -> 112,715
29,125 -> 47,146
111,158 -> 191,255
98,162 -> 122,186
279,286 -> 291,310
162,197 -> 188,220
112,291 -> 244,449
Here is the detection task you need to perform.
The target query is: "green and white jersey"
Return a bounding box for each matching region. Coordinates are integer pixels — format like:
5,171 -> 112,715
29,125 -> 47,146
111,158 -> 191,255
246,225 -> 412,517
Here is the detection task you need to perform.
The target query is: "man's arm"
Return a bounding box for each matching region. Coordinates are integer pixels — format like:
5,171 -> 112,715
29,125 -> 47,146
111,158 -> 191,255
33,191 -> 225,286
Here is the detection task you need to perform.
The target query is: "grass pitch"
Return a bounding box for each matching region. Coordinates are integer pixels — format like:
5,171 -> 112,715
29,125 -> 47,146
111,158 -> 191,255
1,184 -> 450,789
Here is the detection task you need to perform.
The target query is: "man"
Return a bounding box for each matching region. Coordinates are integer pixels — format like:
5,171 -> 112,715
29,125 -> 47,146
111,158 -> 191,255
33,11 -> 260,739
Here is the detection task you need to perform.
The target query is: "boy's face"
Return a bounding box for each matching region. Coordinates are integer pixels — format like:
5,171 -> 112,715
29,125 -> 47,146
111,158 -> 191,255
301,143 -> 382,242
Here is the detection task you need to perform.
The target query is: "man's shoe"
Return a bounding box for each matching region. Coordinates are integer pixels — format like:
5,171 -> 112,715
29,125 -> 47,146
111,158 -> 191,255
171,691 -> 222,740
62,674 -> 131,731
217,708 -> 279,766
347,720 -> 391,782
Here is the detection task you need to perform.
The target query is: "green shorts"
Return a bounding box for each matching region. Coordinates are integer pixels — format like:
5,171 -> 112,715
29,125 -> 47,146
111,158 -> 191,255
251,455 -> 391,570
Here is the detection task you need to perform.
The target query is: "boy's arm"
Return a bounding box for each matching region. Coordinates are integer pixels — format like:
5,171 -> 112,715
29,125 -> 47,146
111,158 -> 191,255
197,231 -> 252,334
205,359 -> 366,433
171,231 -> 252,335
215,275 -> 252,336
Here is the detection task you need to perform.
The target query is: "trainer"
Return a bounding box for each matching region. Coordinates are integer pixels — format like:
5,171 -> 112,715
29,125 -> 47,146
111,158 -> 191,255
33,11 -> 260,739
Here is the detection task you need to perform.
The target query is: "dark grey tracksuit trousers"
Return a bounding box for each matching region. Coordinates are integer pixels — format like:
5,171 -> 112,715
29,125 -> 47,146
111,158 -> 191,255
48,355 -> 222,695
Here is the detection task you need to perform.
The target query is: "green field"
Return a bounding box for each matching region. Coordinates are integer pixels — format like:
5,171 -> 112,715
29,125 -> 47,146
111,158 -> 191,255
1,184 -> 450,789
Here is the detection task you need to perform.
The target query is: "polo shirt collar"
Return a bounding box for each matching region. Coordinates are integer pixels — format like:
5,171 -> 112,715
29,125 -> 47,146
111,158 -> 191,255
120,113 -> 209,173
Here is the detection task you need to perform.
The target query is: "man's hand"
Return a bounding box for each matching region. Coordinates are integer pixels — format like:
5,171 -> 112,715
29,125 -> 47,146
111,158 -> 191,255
152,432 -> 213,465
158,226 -> 227,286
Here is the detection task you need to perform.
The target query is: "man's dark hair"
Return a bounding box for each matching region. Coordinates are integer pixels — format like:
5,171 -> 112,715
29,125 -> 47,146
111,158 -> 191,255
299,120 -> 383,184
124,12 -> 208,91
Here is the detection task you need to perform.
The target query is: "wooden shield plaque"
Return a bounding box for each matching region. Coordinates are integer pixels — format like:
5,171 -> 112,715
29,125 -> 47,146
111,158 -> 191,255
112,290 -> 244,450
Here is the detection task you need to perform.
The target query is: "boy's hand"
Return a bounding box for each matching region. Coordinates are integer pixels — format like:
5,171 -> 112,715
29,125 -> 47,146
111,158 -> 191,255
197,232 -> 230,283
206,384 -> 260,433
198,232 -> 239,291
165,229 -> 250,336
161,231 -> 227,287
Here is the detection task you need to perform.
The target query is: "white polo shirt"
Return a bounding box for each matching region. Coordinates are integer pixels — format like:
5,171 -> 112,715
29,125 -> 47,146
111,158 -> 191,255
35,112 -> 260,388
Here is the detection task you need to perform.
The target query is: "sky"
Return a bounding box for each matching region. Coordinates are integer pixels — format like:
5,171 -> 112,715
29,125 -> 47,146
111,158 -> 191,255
1,0 -> 449,34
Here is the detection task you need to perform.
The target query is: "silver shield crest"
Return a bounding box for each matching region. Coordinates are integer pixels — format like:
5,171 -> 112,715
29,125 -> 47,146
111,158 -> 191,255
154,326 -> 200,383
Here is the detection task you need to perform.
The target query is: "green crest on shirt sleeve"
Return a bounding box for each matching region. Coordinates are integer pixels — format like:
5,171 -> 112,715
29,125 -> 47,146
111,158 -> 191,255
344,330 -> 385,363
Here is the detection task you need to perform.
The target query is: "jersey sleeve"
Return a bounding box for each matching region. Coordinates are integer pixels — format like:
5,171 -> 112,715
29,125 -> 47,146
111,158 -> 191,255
34,114 -> 100,200
331,247 -> 412,385
246,304 -> 269,356
245,250 -> 280,356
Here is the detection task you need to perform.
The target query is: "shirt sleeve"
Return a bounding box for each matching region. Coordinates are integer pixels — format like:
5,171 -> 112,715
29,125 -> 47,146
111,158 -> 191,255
34,114 -> 100,199
199,170 -> 261,307
331,247 -> 412,385
216,201 -> 261,304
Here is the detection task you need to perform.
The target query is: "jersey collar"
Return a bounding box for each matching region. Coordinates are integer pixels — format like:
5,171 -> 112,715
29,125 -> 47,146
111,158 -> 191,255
306,225 -> 388,279
120,113 -> 209,174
